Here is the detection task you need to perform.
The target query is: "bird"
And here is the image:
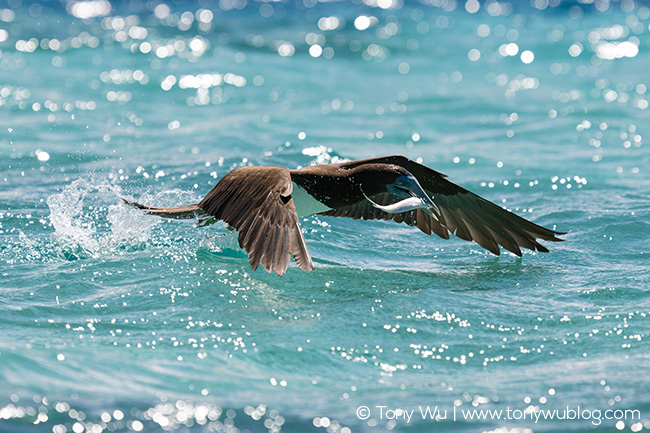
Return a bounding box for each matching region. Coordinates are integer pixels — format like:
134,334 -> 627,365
123,155 -> 564,276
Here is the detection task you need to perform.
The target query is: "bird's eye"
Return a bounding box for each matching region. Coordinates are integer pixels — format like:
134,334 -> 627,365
396,177 -> 404,184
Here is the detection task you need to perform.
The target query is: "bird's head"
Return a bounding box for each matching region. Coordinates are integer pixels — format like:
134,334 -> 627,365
353,164 -> 441,218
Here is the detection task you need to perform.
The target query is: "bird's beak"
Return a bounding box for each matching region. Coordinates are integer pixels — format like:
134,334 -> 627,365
367,175 -> 441,220
405,177 -> 440,215
400,176 -> 441,220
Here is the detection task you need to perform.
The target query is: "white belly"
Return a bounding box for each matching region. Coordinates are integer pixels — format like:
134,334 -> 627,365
291,182 -> 332,217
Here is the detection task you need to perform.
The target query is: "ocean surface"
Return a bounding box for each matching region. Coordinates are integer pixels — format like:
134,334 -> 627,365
1,0 -> 649,432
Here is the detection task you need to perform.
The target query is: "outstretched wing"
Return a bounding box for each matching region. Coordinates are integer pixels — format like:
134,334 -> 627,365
199,166 -> 314,275
320,155 -> 564,256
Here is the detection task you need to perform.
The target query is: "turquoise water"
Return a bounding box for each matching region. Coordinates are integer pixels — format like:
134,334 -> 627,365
1,0 -> 649,432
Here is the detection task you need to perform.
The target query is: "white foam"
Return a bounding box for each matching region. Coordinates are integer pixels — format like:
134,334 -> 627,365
47,177 -> 160,257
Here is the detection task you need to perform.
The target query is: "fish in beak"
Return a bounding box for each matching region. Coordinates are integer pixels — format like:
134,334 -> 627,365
365,175 -> 441,220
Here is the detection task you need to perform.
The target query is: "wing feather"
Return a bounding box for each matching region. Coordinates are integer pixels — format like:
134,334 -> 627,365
289,220 -> 315,272
319,155 -> 564,255
199,166 -> 314,275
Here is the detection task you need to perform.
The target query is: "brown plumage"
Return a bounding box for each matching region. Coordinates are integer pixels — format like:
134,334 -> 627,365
123,155 -> 565,275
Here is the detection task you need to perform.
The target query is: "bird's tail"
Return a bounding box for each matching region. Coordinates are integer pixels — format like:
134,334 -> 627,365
122,198 -> 204,219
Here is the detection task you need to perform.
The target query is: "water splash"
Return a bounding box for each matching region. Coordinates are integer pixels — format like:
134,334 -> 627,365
46,177 -> 159,259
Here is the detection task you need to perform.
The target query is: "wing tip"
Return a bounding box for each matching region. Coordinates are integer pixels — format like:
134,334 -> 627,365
551,230 -> 567,240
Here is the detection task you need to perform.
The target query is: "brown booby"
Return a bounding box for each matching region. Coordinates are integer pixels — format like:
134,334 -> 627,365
123,155 -> 564,275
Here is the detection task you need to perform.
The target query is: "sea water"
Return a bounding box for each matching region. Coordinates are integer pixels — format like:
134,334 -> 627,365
1,0 -> 649,432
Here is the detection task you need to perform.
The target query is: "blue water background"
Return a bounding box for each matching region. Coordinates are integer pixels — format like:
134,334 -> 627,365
1,0 -> 649,432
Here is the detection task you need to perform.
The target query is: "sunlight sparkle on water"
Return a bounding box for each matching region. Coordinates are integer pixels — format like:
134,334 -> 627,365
67,0 -> 111,19
2,1 -> 650,432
